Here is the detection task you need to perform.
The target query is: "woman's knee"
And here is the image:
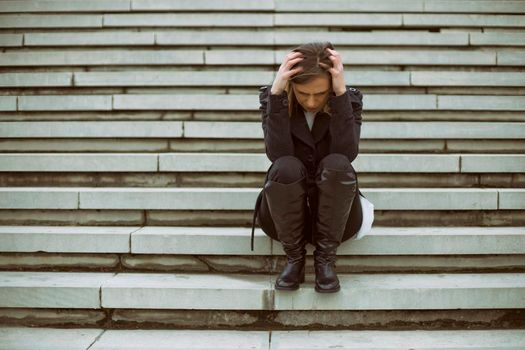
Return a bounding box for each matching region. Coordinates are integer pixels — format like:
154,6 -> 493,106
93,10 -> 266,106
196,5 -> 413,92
318,153 -> 354,172
267,155 -> 306,184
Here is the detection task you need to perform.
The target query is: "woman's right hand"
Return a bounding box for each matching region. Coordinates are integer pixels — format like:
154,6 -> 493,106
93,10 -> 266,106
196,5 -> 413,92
271,51 -> 305,95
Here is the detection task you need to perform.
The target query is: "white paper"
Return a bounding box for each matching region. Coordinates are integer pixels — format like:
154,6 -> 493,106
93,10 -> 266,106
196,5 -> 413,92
352,193 -> 374,240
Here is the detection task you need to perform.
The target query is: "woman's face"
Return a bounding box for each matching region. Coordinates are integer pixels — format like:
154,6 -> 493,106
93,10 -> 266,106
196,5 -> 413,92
292,74 -> 332,114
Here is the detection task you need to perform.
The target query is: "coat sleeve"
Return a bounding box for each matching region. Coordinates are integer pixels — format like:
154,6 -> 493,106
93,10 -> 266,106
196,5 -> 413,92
259,85 -> 295,162
327,85 -> 364,163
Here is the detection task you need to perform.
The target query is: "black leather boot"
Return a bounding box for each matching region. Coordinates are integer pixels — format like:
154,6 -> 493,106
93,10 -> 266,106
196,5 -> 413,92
314,167 -> 357,293
263,176 -> 308,290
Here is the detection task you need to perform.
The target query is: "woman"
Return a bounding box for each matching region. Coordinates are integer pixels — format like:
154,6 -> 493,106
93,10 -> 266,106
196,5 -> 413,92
250,41 -> 364,293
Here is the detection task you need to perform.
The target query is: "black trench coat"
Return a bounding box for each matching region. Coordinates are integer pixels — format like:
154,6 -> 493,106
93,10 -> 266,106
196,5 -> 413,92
250,84 -> 365,250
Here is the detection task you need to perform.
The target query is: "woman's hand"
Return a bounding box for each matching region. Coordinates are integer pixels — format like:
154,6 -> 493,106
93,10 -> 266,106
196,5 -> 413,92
318,48 -> 347,96
271,51 -> 305,95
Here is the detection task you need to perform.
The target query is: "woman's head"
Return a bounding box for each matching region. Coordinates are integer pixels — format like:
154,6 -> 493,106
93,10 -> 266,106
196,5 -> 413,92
284,41 -> 336,117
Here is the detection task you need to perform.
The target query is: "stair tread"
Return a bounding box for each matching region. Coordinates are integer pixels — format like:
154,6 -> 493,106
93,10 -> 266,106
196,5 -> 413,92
1,225 -> 524,255
2,327 -> 525,350
1,270 -> 525,310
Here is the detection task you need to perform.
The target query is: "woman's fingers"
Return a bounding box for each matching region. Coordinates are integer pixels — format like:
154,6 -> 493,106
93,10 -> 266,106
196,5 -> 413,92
283,53 -> 301,64
325,47 -> 339,56
324,48 -> 344,72
288,51 -> 304,58
318,61 -> 331,71
284,52 -> 304,65
285,56 -> 304,68
289,66 -> 304,74
283,66 -> 303,79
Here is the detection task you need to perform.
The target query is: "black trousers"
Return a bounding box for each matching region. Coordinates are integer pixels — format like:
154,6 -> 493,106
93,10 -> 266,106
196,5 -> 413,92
255,154 -> 363,246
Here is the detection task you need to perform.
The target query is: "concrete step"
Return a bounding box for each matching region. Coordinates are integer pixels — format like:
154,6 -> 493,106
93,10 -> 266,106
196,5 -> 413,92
2,121 -> 524,139
1,171 -> 523,189
1,13 -> 523,29
8,32 -> 523,49
2,70 -> 525,88
3,30 -> 525,49
1,226 -> 524,256
1,92 -> 524,111
279,0 -> 525,14
2,327 -> 525,350
5,30 -> 522,48
2,248 -> 525,274
1,271 -> 524,310
1,226 -> 524,274
2,48 -> 524,67
1,152 -> 523,174
0,138 -> 523,154
273,13 -> 525,29
1,186 -> 523,210
1,0 -> 523,13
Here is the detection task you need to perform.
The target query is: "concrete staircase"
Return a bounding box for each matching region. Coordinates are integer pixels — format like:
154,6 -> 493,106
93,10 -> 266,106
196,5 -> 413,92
1,0 -> 525,348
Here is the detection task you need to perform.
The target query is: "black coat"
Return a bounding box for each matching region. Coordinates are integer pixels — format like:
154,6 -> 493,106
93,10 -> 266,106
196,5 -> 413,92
250,84 -> 365,250
259,84 -> 363,183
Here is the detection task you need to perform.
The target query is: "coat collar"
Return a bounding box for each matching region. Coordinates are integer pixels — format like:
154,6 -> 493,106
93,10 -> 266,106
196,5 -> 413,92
290,107 -> 330,150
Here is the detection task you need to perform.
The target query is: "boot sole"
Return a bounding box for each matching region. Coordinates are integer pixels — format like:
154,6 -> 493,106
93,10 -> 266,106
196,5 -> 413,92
275,275 -> 305,291
314,284 -> 341,293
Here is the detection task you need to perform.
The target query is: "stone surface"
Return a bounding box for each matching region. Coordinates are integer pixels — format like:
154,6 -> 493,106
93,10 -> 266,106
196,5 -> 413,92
0,308 -> 106,326
0,33 -> 22,46
273,273 -> 525,310
101,273 -> 272,310
121,255 -> 210,272
131,0 -> 273,11
0,225 -> 134,253
439,94 -> 525,111
18,95 -> 112,111
275,226 -> 525,255
461,154 -> 525,172
0,271 -> 115,308
74,70 -> 273,86
132,226 -> 272,255
0,96 -> 16,111
404,13 -> 525,27
2,186 -> 516,210
113,93 -> 254,110
0,327 -> 102,350
25,31 -> 154,46
0,188 -> 78,209
157,30 -> 274,45
412,70 -> 525,86
0,72 -> 72,87
275,30 -> 467,46
499,189 -> 525,209
0,50 -> 203,66
0,14 -> 103,28
0,253 -> 119,270
90,329 -> 269,349
276,0 -> 525,13
2,121 -> 523,139
0,153 -> 158,172
112,309 -> 259,327
0,121 -> 183,138
0,1 -> 130,12
0,152 -> 525,174
104,13 -> 273,27
271,329 -> 525,349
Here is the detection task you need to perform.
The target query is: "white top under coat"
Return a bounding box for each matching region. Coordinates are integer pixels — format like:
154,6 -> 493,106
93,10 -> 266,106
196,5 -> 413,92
304,109 -> 316,131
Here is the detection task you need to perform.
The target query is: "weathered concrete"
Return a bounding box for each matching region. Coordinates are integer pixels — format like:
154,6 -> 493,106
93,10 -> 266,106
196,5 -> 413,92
0,253 -> 119,270
0,308 -> 106,327
0,326 -> 103,350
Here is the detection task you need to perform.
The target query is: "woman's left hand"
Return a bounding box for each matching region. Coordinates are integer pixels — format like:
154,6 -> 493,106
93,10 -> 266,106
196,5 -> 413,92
318,48 -> 346,96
